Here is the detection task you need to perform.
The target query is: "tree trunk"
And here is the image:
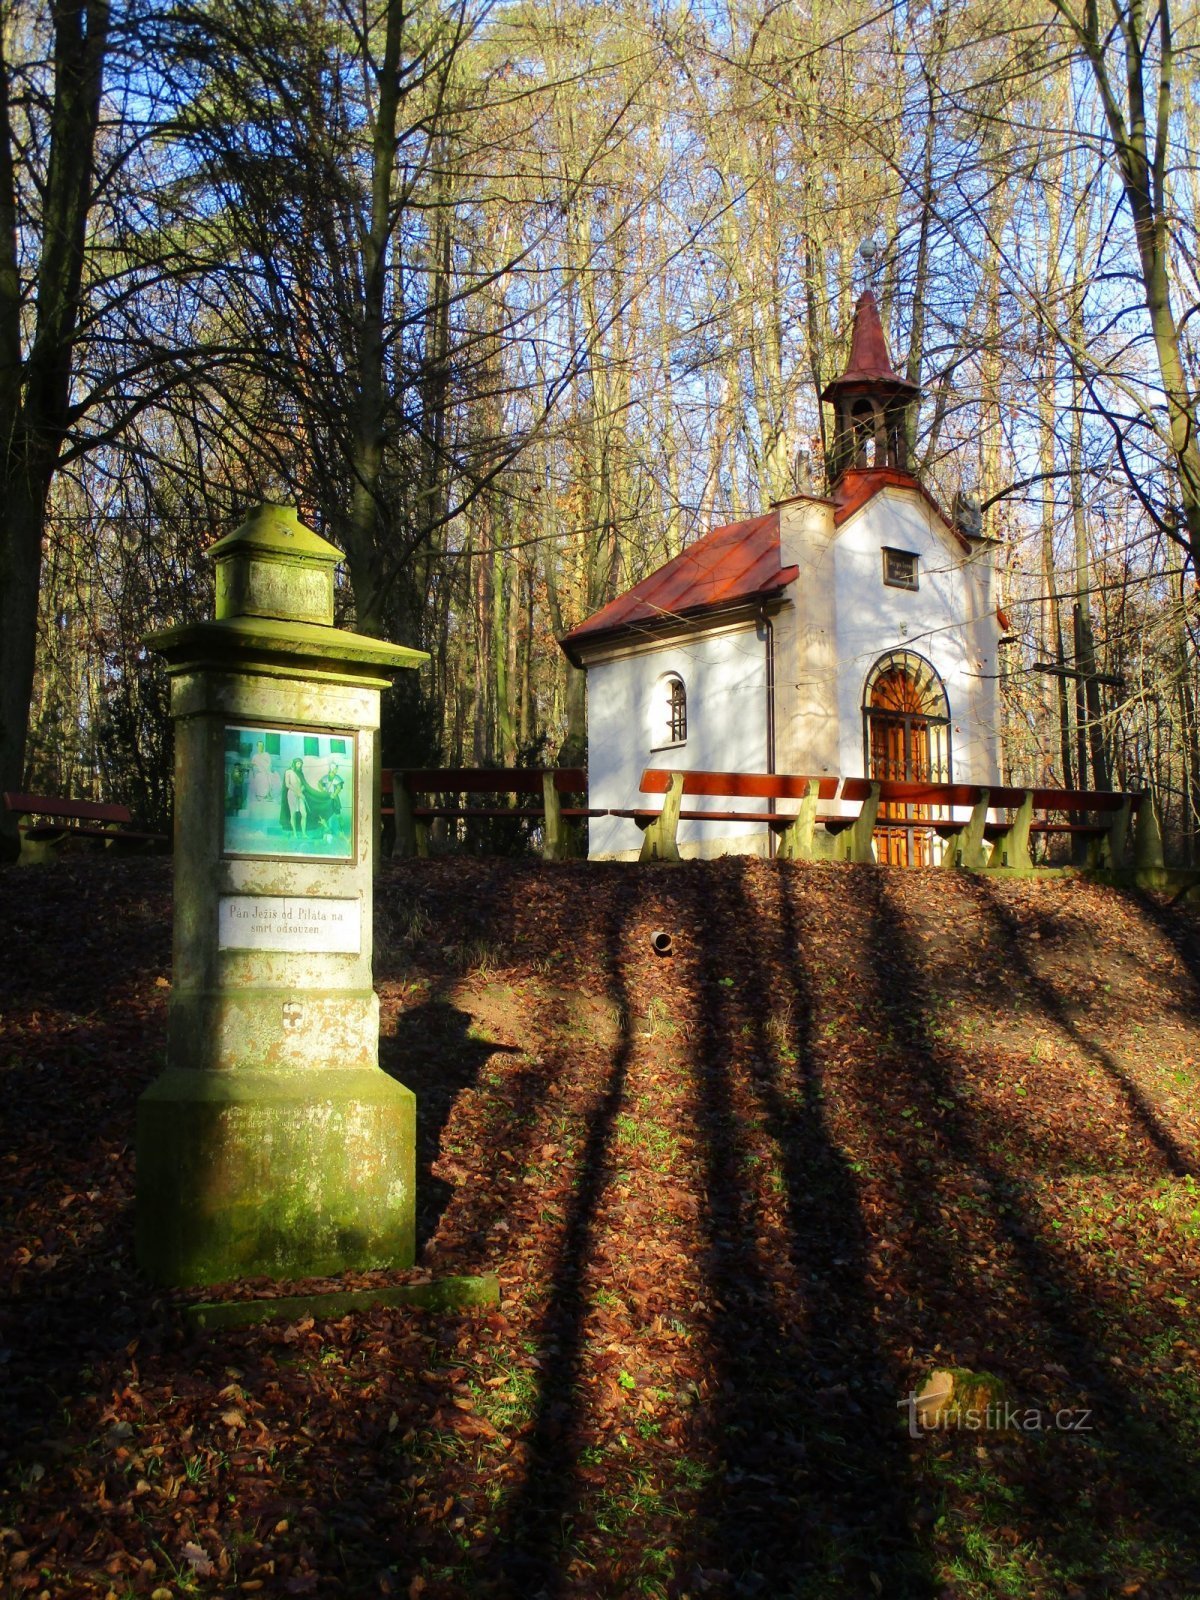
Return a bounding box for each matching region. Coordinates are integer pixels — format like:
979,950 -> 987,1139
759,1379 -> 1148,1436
0,0 -> 111,853
1069,279 -> 1110,792
1038,334 -> 1074,789
338,0 -> 405,637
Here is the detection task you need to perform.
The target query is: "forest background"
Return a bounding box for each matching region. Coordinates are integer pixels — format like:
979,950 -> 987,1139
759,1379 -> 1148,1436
4,0 -> 1199,858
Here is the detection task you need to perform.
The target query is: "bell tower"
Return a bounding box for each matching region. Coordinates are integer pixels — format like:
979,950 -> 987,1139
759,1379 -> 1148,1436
821,291 -> 920,487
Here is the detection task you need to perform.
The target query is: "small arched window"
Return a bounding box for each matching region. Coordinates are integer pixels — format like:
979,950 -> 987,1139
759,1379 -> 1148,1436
668,676 -> 687,743
651,672 -> 687,748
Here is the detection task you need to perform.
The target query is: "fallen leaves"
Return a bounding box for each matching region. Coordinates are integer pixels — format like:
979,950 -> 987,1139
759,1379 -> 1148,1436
5,857 -> 1200,1595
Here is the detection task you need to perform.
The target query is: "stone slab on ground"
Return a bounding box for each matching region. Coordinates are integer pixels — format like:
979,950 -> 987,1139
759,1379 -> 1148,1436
185,1272 -> 500,1332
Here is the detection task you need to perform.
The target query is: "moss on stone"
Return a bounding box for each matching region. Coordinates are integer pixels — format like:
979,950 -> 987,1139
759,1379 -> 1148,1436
185,1273 -> 500,1332
137,1068 -> 415,1286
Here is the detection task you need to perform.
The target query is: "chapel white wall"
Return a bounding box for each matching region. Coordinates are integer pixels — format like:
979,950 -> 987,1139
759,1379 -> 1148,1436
775,497 -> 840,780
776,488 -> 1001,807
584,623 -> 770,860
828,487 -> 1000,790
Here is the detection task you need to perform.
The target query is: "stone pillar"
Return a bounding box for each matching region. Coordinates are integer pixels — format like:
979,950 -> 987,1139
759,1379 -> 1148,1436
137,504 -> 428,1286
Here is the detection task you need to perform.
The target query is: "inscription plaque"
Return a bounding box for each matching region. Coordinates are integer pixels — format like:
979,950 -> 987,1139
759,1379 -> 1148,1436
218,895 -> 362,954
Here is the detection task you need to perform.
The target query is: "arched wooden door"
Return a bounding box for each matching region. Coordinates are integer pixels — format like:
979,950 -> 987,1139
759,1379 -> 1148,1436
863,652 -> 951,865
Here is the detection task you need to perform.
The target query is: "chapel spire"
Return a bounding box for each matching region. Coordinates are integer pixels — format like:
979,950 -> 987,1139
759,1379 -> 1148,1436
821,290 -> 920,488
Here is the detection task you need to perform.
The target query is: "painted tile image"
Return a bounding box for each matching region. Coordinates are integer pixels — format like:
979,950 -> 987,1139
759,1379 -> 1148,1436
222,724 -> 355,860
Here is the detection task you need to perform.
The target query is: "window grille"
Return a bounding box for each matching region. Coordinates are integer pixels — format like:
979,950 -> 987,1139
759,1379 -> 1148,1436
668,677 -> 687,743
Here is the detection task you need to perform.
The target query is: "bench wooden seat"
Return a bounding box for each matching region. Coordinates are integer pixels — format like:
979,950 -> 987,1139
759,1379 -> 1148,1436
384,767 -> 596,861
3,792 -> 167,860
613,806 -> 825,825
980,789 -> 1151,870
615,805 -> 853,834
932,819 -> 1108,841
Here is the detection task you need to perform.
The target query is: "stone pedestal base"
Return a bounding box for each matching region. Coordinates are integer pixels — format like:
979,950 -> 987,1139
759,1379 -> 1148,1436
136,1068 -> 415,1286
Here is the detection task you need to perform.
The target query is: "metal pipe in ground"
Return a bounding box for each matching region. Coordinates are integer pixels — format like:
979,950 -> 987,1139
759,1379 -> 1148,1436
650,930 -> 673,957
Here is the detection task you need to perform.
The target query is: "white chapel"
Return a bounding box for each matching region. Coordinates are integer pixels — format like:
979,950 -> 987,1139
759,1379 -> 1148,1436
558,291 -> 1005,860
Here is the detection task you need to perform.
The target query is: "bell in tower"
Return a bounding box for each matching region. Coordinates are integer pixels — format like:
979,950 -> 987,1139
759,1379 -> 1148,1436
821,291 -> 920,488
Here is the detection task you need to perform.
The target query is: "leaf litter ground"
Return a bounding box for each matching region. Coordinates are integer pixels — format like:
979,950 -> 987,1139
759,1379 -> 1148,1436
4,855 -> 1200,1598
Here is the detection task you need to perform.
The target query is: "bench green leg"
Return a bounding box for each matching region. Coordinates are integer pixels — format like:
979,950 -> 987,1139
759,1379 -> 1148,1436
776,780 -> 820,861
639,772 -> 683,863
942,789 -> 990,870
842,782 -> 880,863
1134,789 -> 1165,871
988,789 -> 1034,871
1093,796 -> 1132,869
17,834 -> 58,866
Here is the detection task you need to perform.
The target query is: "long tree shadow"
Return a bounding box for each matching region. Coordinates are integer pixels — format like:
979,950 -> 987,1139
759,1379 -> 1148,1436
494,872 -> 638,1596
673,861 -> 935,1597
1114,880 -> 1200,1011
855,870 -> 1200,1586
966,878 -> 1194,1177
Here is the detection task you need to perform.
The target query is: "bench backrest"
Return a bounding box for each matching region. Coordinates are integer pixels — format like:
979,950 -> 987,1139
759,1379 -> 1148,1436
3,791 -> 133,825
388,767 -> 588,797
1025,786 -> 1141,814
637,772 -> 1144,816
640,768 -> 839,801
839,778 -> 991,808
838,777 -> 1140,814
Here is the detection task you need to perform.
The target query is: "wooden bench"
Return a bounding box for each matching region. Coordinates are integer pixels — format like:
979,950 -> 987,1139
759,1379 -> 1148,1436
615,769 -> 842,862
838,779 -> 1157,871
383,768 -> 602,861
980,785 -> 1158,871
3,792 -> 168,861
622,770 -> 1164,871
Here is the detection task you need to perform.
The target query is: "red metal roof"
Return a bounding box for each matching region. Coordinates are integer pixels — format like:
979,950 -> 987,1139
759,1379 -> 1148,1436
821,291 -> 918,400
559,510 -> 798,664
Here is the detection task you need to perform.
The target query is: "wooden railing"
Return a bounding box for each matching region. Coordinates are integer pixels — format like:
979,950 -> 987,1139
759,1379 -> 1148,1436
381,768 -> 598,861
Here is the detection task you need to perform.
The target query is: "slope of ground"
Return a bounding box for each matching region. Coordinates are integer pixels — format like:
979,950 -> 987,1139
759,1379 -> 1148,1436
3,854 -> 1200,1598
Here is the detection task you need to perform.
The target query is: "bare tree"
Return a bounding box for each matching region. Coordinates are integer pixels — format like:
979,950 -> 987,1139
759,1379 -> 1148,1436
1048,0 -> 1200,564
0,0 -> 111,852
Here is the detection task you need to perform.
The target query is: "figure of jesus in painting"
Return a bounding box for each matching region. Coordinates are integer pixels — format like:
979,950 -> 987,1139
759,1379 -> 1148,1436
282,758 -> 308,836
